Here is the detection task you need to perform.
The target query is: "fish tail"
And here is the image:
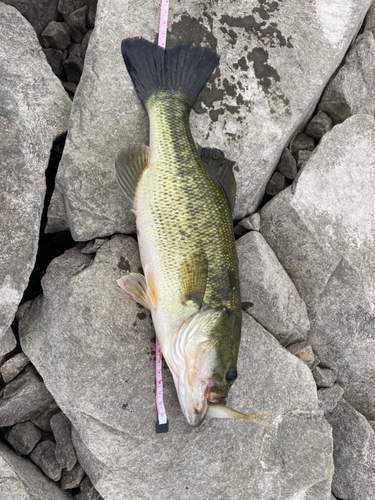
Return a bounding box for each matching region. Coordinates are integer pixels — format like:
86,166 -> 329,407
121,38 -> 219,107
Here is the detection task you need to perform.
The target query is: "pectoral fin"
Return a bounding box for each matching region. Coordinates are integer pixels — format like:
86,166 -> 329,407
199,147 -> 236,213
114,145 -> 150,205
180,251 -> 208,308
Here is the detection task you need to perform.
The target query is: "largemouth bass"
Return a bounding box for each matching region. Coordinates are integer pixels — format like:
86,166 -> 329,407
115,38 -> 268,427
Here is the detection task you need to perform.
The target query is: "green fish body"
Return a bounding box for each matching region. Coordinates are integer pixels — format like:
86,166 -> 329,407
116,39 -> 242,426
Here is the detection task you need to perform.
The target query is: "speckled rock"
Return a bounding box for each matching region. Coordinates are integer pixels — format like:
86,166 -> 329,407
265,171 -> 285,196
319,31 -> 375,124
2,0 -> 59,36
0,440 -> 72,500
312,366 -> 337,388
50,412 -> 77,470
61,462 -> 85,489
0,3 -> 71,341
47,0 -> 372,240
0,352 -> 30,383
296,149 -> 313,169
237,231 -> 309,346
0,366 -> 55,427
29,441 -> 63,482
260,115 -> 375,420
305,110 -> 333,141
6,421 -> 42,455
290,133 -> 315,155
277,148 -> 297,179
318,385 -> 345,414
287,341 -> 315,366
326,399 -> 375,500
19,236 -> 333,500
0,327 -> 17,364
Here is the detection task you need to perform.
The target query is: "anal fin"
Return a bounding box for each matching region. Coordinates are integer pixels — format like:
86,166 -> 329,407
180,250 -> 208,308
114,145 -> 150,206
199,147 -> 236,213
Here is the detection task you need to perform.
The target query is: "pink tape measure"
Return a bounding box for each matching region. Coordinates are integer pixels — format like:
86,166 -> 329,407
155,0 -> 170,434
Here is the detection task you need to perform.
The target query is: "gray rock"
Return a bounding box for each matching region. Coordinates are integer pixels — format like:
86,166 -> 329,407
0,440 -> 72,500
80,29 -> 92,59
0,365 -> 55,427
260,116 -> 375,420
63,81 -> 77,97
63,45 -> 84,85
19,235 -> 333,500
81,238 -> 108,254
370,420 -> 375,431
29,441 -> 63,482
65,6 -> 88,43
46,0 -> 372,239
43,47 -> 68,76
296,149 -> 313,169
0,352 -> 30,383
234,213 -> 261,236
320,32 -> 375,124
6,421 -> 42,455
50,412 -> 77,470
290,133 -> 315,155
58,0 -> 90,20
265,171 -> 286,196
287,341 -> 315,366
277,148 -> 297,179
305,110 -> 333,141
325,399 -> 375,500
1,0 -> 59,37
318,385 -> 345,414
237,231 -> 309,346
312,366 -> 337,388
364,0 -> 375,31
61,461 -> 85,489
80,476 -> 103,500
0,327 -> 17,362
30,400 -> 61,432
0,4 -> 71,341
87,0 -> 97,28
41,21 -> 71,49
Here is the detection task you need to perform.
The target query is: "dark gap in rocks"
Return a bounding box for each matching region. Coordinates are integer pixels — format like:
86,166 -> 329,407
256,192 -> 274,212
22,133 -> 75,304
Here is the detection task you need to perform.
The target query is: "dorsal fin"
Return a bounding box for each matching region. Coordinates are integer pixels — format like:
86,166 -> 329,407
180,250 -> 208,308
114,145 -> 150,206
199,147 -> 236,213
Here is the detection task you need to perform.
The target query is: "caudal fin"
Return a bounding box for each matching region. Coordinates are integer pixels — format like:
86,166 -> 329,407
121,38 -> 219,107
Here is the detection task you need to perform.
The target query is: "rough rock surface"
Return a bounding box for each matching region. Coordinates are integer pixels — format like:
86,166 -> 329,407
0,440 -> 72,500
0,4 -> 71,341
319,31 -> 375,124
29,441 -> 63,482
61,462 -> 85,489
1,352 -> 30,383
6,421 -> 42,455
260,115 -> 375,420
0,365 -> 55,427
2,0 -> 59,37
51,412 -> 77,470
325,399 -> 375,500
0,327 -> 17,363
47,0 -> 371,240
236,231 -> 309,346
19,235 -> 333,500
318,385 -> 345,415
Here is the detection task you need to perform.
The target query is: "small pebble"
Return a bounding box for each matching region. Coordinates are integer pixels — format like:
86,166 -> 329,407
318,384 -> 344,414
312,366 -> 337,388
29,440 -> 63,481
296,150 -> 313,169
277,148 -> 297,179
266,172 -> 285,196
51,412 -> 77,471
305,110 -> 333,141
61,461 -> 86,489
6,421 -> 42,455
1,353 -> 30,383
287,341 -> 315,365
290,133 -> 315,155
41,21 -> 71,50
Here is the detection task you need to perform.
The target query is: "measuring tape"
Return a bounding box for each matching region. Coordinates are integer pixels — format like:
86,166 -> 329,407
155,0 -> 170,434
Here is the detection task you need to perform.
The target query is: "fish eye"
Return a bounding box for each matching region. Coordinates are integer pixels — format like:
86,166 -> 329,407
226,369 -> 237,382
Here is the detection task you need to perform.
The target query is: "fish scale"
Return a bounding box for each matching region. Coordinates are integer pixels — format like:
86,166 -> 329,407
136,95 -> 241,318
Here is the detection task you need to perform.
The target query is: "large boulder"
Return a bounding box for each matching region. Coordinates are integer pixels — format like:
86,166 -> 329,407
0,4 -> 71,342
0,440 -> 72,500
19,235 -> 333,500
236,231 -> 309,346
46,0 -> 372,240
260,115 -> 375,420
325,399 -> 375,500
1,0 -> 59,37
